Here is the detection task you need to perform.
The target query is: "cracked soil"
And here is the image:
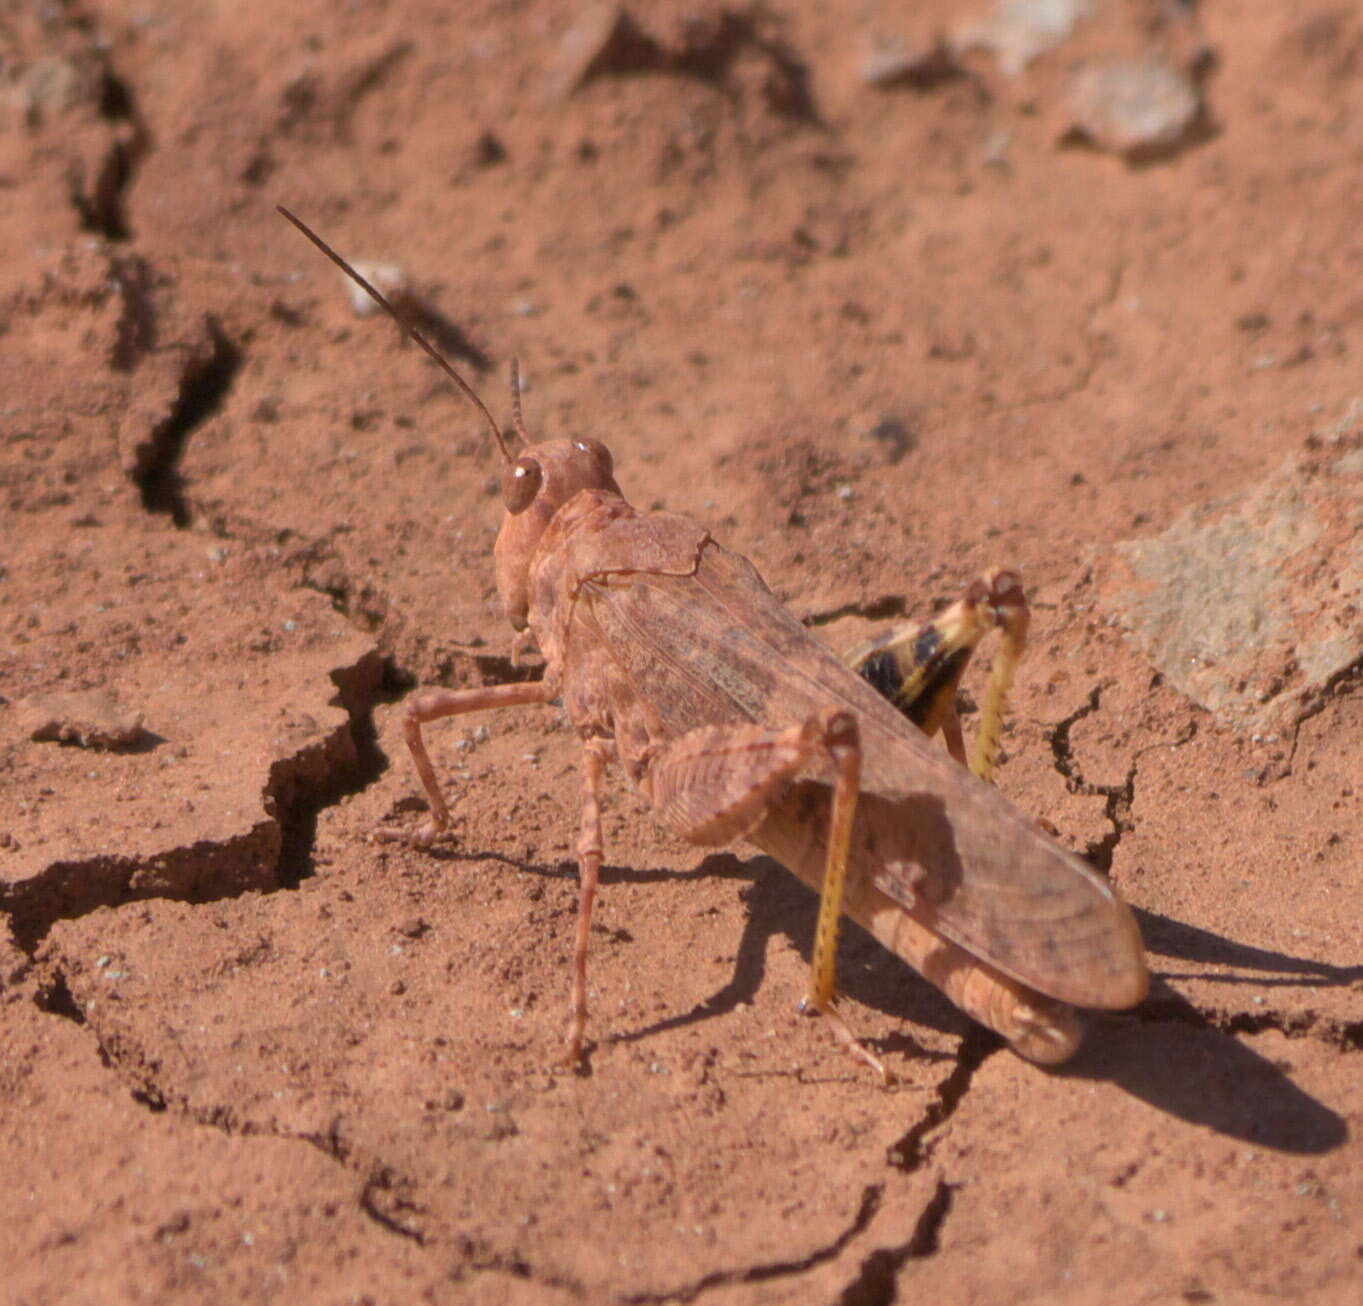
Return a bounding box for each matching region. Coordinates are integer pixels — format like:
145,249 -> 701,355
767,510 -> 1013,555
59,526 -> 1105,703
2,2 -> 1362,1303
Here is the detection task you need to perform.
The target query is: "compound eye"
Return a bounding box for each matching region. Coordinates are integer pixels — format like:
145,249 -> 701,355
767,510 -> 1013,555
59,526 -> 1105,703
573,437 -> 613,479
503,456 -> 542,514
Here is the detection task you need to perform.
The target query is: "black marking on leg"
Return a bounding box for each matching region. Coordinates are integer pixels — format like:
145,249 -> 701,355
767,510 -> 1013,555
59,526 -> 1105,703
903,648 -> 971,725
857,639 -> 972,728
912,626 -> 942,666
860,648 -> 905,704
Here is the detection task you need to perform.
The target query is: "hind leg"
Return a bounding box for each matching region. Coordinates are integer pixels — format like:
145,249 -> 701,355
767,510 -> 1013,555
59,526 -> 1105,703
643,710 -> 888,1082
846,569 -> 1028,782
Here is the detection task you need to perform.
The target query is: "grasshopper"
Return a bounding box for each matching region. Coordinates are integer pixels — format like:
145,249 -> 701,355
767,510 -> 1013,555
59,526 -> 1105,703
280,208 -> 1147,1081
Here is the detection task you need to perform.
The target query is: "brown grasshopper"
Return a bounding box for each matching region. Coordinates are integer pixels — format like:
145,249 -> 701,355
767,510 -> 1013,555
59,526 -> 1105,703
280,207 -> 1147,1081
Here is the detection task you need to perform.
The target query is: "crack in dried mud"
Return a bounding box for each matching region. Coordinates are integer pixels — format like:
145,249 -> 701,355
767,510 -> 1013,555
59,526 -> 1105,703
286,537 -> 396,636
44,1013 -> 589,1292
67,63 -> 149,242
779,1033 -> 993,1306
31,977 -> 924,1302
1046,683 -> 1198,872
1,654 -> 383,954
1041,697 -> 1358,1054
886,1027 -> 996,1174
332,40 -> 416,140
53,1021 -> 461,1274
109,252 -> 157,371
357,1165 -> 428,1246
1283,654 -> 1363,773
282,535 -> 541,690
834,1177 -> 955,1306
5,836 -> 273,959
272,532 -> 534,689
32,967 -> 86,1027
1046,683 -> 1137,871
622,1184 -> 882,1305
89,1043 -> 466,1268
273,663 -> 390,889
133,318 -> 244,527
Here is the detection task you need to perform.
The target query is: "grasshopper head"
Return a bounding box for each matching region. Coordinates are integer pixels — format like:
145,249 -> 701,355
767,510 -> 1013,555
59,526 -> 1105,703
492,357 -> 622,629
494,433 -> 621,630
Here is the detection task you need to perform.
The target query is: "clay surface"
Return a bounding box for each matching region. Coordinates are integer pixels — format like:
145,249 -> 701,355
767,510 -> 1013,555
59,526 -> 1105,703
2,2 -> 1360,1302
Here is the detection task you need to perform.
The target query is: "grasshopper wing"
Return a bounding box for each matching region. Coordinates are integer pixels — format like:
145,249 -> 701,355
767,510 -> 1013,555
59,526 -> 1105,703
574,529 -> 1147,1010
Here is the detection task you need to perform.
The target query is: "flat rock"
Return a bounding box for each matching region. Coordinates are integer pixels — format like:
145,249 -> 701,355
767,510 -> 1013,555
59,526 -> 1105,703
1102,429 -> 1363,732
15,689 -> 149,751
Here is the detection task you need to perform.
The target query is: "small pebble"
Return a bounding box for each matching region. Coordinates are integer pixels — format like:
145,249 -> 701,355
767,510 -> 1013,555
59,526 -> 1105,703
543,4 -> 624,101
954,0 -> 1088,77
1066,57 -> 1200,159
343,262 -> 408,317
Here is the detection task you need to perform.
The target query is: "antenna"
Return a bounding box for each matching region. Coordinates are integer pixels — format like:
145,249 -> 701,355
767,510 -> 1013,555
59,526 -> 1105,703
508,356 -> 530,446
277,205 -> 513,465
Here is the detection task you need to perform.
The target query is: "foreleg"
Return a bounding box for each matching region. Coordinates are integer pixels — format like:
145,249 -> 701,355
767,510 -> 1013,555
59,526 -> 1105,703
376,679 -> 557,845
565,741 -> 608,1064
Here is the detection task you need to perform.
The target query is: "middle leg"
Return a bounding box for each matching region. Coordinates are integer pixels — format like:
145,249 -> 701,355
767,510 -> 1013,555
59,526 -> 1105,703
565,740 -> 609,1066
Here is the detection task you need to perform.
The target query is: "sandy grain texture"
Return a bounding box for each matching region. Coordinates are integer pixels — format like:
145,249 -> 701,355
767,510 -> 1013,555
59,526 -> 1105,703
2,2 -> 1360,1302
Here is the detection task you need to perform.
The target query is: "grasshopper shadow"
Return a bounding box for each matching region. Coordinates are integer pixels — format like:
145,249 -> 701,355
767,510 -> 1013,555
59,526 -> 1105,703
441,847 -> 1348,1153
1056,906 -> 1356,1155
436,845 -> 965,1058
611,851 -> 974,1061
1057,994 -> 1348,1155
1138,906 -> 1363,990
420,845 -> 750,890
614,854 -> 1349,1153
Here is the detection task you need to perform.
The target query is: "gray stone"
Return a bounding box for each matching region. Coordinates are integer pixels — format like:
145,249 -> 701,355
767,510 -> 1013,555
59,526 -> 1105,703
1105,423 -> 1363,732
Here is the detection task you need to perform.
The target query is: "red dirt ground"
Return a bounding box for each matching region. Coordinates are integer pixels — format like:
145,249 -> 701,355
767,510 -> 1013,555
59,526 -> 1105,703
3,3 -> 1361,1303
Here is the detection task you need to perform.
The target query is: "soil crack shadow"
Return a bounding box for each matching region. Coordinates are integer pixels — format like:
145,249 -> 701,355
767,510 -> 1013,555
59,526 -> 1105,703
134,317 -> 243,526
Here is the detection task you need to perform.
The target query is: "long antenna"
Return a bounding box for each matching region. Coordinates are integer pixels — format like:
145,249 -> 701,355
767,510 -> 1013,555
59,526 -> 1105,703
277,205 -> 513,466
508,356 -> 530,445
